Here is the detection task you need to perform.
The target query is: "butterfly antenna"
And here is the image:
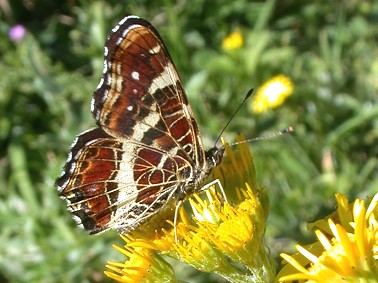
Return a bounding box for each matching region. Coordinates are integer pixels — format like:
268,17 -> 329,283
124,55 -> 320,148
231,126 -> 294,146
214,88 -> 254,147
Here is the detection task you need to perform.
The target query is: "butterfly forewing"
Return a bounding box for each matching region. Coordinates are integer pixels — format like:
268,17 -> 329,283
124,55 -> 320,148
92,16 -> 204,164
56,15 -> 223,234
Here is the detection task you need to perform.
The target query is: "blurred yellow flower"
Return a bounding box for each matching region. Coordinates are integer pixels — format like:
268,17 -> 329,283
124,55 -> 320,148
105,136 -> 275,283
222,29 -> 243,50
252,75 -> 293,113
276,193 -> 378,282
105,238 -> 176,282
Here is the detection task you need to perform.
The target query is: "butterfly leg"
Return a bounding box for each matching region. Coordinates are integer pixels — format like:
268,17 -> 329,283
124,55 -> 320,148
199,179 -> 229,204
173,199 -> 183,244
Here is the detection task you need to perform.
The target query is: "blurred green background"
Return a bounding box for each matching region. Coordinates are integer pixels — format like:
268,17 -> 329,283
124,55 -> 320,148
1,0 -> 377,282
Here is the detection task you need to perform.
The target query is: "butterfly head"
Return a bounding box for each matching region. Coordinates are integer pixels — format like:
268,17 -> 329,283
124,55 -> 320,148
205,147 -> 225,169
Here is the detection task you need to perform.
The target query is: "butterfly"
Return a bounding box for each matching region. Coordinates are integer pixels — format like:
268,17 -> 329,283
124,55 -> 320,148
56,15 -> 225,234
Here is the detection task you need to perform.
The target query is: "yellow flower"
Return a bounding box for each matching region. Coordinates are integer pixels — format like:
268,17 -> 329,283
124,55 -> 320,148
104,234 -> 176,282
105,136 -> 275,283
252,75 -> 293,113
222,29 -> 243,50
276,192 -> 378,282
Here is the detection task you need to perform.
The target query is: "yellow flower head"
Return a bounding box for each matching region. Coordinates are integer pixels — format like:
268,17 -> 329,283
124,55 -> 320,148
222,29 -> 243,50
276,192 -> 378,282
252,75 -> 293,113
104,234 -> 176,282
105,136 -> 275,282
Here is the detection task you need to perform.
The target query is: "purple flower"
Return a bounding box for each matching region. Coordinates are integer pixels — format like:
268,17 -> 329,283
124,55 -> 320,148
9,24 -> 26,42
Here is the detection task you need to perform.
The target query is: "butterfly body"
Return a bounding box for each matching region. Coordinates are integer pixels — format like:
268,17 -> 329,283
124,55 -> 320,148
56,15 -> 224,234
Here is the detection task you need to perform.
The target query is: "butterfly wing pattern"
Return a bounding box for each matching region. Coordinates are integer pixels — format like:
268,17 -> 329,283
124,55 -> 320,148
56,15 -> 224,235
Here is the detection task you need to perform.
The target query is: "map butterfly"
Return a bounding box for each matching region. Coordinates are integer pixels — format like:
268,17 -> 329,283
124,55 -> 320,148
56,15 -> 225,234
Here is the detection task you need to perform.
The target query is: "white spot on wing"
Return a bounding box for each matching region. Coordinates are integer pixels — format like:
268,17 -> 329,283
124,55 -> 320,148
102,60 -> 108,74
131,71 -> 140,80
69,136 -> 79,150
149,45 -> 161,54
95,109 -> 100,121
72,214 -> 84,228
96,77 -> 104,91
127,105 -> 133,111
116,36 -> 123,46
58,174 -> 71,191
67,161 -> 76,177
90,97 -> 95,113
66,151 -> 73,163
112,25 -> 120,33
102,89 -> 109,102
